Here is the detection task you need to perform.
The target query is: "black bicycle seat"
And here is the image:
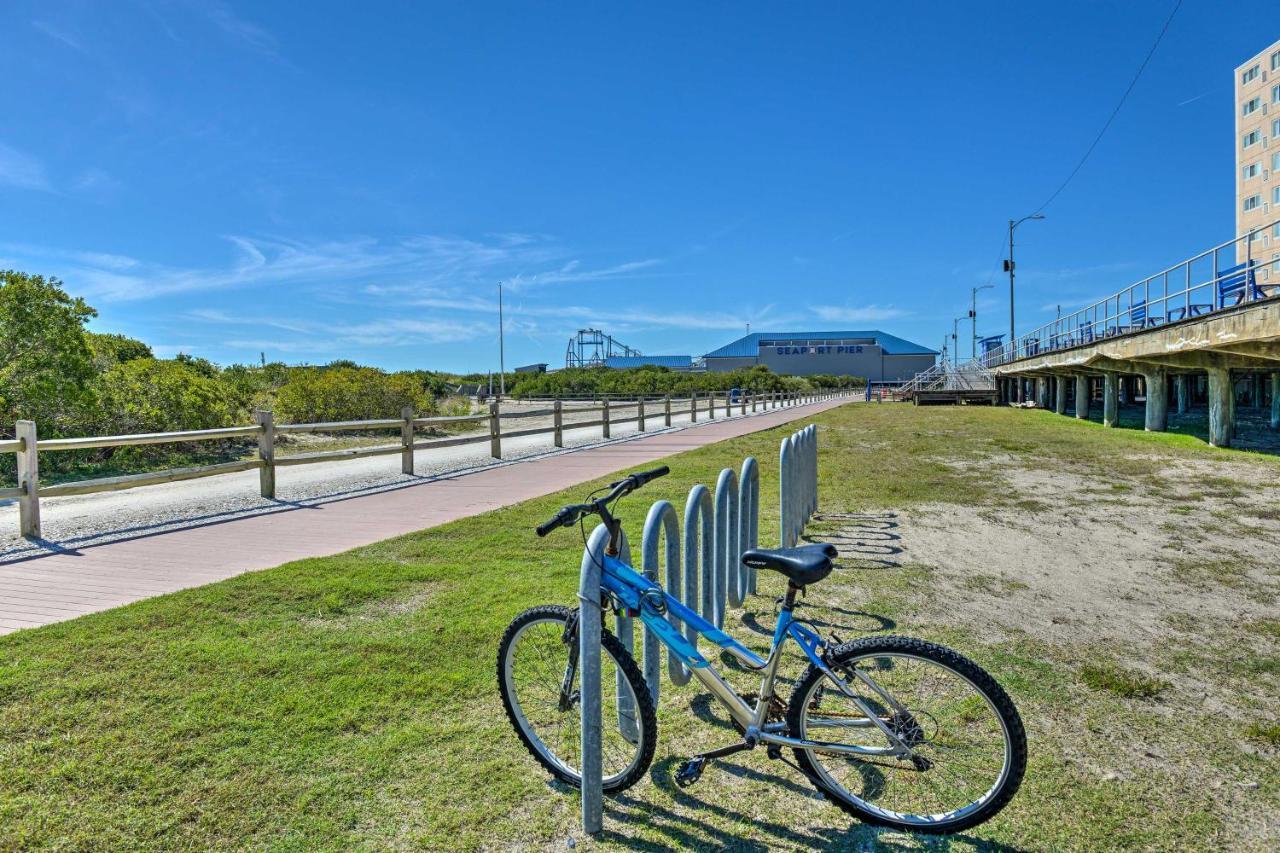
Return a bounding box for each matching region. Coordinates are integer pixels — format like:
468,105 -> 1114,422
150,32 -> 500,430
741,543 -> 836,587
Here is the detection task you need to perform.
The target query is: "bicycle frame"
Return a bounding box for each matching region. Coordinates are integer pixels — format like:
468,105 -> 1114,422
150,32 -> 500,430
598,553 -> 913,759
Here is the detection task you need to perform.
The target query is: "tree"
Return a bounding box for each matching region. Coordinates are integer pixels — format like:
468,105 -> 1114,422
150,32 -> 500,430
0,270 -> 97,429
86,332 -> 153,371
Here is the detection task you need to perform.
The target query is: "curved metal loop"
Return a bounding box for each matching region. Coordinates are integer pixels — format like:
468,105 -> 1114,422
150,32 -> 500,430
576,523 -> 609,833
642,500 -> 685,689
713,467 -> 740,619
601,527 -> 638,743
738,456 -> 760,597
683,484 -> 714,657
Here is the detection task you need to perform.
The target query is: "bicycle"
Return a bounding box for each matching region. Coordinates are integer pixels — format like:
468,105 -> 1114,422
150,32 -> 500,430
497,466 -> 1027,834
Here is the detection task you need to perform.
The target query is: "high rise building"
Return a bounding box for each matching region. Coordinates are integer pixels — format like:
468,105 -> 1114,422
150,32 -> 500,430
1236,38 -> 1280,272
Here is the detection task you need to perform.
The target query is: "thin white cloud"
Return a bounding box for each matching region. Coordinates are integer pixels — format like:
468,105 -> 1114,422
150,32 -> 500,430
0,143 -> 51,191
808,304 -> 909,323
199,1 -> 281,59
2,233 -> 644,302
32,20 -> 83,52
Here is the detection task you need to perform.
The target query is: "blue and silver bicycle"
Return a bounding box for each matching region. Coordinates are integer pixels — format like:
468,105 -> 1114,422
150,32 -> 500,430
497,467 -> 1026,833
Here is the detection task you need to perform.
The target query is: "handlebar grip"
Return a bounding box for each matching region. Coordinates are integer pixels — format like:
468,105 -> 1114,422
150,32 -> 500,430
536,507 -> 571,537
634,465 -> 669,486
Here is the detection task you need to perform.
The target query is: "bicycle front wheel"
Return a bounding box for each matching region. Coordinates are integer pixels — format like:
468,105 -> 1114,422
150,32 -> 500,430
786,635 -> 1026,834
497,605 -> 655,793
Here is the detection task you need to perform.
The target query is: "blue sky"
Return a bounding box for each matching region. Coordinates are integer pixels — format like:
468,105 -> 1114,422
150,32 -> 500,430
0,1 -> 1264,372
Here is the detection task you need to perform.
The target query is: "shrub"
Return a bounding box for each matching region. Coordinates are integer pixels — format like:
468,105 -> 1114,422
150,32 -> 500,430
274,367 -> 435,424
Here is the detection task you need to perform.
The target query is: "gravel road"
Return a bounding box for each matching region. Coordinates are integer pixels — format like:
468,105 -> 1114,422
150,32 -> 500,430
0,399 -> 754,561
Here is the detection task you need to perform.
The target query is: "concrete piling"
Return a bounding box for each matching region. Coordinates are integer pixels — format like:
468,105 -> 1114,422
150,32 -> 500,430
1054,375 -> 1067,415
1142,368 -> 1168,432
1075,375 -> 1090,420
1102,373 -> 1119,428
1175,375 -> 1188,415
1206,366 -> 1233,448
1271,373 -> 1279,430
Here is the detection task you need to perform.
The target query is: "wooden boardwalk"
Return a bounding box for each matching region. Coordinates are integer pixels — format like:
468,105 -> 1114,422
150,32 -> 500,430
0,398 -> 847,634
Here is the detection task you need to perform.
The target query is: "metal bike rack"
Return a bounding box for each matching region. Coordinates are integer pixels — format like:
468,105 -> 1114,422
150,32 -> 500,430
576,428 -> 818,836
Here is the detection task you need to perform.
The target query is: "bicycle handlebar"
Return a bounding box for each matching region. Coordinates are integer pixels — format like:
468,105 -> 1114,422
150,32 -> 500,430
534,466 -> 670,537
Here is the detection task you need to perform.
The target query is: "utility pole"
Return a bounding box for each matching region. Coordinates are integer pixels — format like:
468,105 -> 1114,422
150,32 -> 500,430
971,285 -> 993,359
1006,214 -> 1045,348
497,282 -> 506,398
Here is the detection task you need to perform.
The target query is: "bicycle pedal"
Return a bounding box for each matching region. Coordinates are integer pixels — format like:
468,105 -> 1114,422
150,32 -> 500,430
674,756 -> 706,788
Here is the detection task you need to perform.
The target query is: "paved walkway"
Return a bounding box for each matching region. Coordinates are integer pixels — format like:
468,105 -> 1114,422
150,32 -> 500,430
0,398 -> 848,633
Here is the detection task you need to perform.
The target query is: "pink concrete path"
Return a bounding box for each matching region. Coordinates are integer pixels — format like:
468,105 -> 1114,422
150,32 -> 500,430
0,398 -> 849,634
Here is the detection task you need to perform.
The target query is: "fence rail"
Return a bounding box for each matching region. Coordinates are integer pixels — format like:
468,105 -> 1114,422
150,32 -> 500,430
5,389 -> 844,539
988,219 -> 1280,367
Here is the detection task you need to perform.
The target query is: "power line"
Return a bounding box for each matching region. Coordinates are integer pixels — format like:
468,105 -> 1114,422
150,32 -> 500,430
1030,0 -> 1183,216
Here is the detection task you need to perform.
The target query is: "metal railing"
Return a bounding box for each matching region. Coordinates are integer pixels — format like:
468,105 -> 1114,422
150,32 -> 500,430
987,219 -> 1280,367
900,359 -> 996,394
5,390 -> 842,540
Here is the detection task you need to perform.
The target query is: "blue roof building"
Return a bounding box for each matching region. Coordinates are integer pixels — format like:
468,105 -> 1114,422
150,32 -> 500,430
603,355 -> 696,370
702,330 -> 936,382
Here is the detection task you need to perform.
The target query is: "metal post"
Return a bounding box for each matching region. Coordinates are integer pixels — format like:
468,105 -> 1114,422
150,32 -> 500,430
664,394 -> 672,427
400,405 -> 415,474
16,419 -> 39,539
708,392 -> 716,419
602,398 -> 610,439
489,399 -> 501,458
577,524 -> 606,835
741,391 -> 747,416
685,484 -> 714,637
642,501 -> 681,695
553,400 -> 563,447
714,468 -> 740,620
637,397 -> 646,432
738,456 -> 760,596
254,409 -> 275,498
1008,219 -> 1016,347
497,282 -> 506,398
779,434 -> 794,547
690,392 -> 697,423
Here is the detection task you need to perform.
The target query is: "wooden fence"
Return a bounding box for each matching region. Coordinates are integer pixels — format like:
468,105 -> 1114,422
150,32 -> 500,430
6,390 -> 842,539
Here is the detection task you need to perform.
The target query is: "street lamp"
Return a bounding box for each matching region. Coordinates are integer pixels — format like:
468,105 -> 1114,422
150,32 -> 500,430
952,314 -> 968,363
497,282 -> 506,397
971,284 -> 994,359
1006,214 -> 1045,347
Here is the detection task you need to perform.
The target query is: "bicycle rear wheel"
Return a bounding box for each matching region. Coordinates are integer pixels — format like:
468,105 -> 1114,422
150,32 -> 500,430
786,635 -> 1026,833
497,605 -> 655,793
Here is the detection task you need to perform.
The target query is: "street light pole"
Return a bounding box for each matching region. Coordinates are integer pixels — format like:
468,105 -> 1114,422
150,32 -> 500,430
1007,214 -> 1045,348
971,284 -> 994,359
498,282 -> 506,397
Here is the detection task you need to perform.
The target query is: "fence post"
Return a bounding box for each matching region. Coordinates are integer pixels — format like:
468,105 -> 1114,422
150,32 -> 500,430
254,409 -> 275,499
741,391 -> 747,416
709,392 -> 716,419
16,420 -> 39,539
664,394 -> 672,427
689,392 -> 697,423
401,406 -> 415,475
489,399 -> 501,458
638,397 -> 646,432
602,398 -> 611,439
553,399 -> 564,447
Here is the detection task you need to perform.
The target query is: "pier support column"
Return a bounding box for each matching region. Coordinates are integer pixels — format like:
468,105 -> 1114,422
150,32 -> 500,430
1271,373 -> 1279,430
1102,372 -> 1119,428
1118,377 -> 1128,406
1207,366 -> 1234,448
1141,368 -> 1168,432
1016,378 -> 1025,404
1054,375 -> 1067,415
1075,374 -> 1090,420
1175,375 -> 1188,415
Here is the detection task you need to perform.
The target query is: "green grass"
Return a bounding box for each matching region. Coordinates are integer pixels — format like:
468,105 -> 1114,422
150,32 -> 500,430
1246,721 -> 1280,747
1078,662 -> 1170,699
2,404 -> 1278,850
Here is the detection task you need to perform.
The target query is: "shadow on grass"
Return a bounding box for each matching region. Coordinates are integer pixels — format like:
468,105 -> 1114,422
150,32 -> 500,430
596,755 -> 1026,851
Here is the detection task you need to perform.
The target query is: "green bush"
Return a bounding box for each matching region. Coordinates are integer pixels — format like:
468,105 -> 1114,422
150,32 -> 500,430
275,367 -> 436,424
